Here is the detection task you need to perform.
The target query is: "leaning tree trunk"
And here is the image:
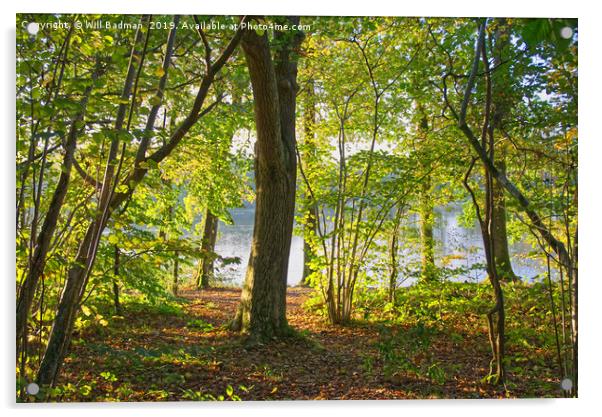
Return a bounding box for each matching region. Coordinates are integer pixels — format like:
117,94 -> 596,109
36,16 -> 156,388
461,24 -> 506,384
36,224 -> 99,387
35,15 -> 244,390
231,19 -> 303,341
16,76 -> 96,356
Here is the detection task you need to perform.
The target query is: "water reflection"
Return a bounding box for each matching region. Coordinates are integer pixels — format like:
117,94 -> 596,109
213,203 -> 545,286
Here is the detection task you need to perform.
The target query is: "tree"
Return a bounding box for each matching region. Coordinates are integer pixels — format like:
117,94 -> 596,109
196,208 -> 219,289
445,18 -> 577,387
489,19 -> 519,283
16,60 -> 101,356
296,18 -> 426,323
15,14 -> 578,400
231,18 -> 304,340
35,15 -> 246,389
415,105 -> 436,283
300,79 -> 318,287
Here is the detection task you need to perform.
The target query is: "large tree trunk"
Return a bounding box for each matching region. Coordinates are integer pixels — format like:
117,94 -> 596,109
274,19 -> 303,300
231,19 -> 303,341
197,208 -> 218,289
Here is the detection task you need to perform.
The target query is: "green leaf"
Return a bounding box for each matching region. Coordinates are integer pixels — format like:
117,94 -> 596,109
148,95 -> 162,106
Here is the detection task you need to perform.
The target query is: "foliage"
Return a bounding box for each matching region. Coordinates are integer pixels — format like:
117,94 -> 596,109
16,13 -> 577,400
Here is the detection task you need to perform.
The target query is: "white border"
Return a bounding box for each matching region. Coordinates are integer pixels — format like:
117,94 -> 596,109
2,1 -> 600,417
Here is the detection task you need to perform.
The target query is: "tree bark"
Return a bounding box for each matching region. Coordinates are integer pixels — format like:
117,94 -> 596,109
172,251 -> 179,296
301,79 -> 317,286
419,175 -> 435,283
231,19 -> 303,341
301,203 -> 317,286
16,68 -> 98,356
35,16 -> 244,389
112,246 -> 122,315
36,17 -> 160,388
492,159 -> 518,282
274,19 -> 303,301
490,20 -> 518,283
416,107 -> 435,283
197,208 -> 218,289
388,204 -> 403,302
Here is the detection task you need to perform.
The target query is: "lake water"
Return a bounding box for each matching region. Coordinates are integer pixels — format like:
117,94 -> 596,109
213,202 -> 546,287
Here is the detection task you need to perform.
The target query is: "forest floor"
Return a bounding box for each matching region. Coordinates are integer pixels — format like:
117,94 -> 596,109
53,286 -> 563,401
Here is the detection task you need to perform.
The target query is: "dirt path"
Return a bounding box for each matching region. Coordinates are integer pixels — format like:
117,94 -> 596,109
58,287 -> 557,401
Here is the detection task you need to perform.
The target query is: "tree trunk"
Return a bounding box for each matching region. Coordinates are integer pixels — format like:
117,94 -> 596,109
172,251 -> 179,296
492,159 -> 518,282
571,229 -> 578,395
301,203 -> 317,286
414,104 -> 435,284
464,30 -> 506,384
274,19 -> 303,302
36,17 -> 155,388
231,19 -> 303,341
35,15 -> 244,390
197,209 -> 218,289
388,204 -> 403,303
112,245 -> 122,315
36,224 -> 98,387
16,77 -> 96,355
419,174 -> 435,283
457,22 -> 572,273
301,79 -> 317,287
489,21 -> 518,283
